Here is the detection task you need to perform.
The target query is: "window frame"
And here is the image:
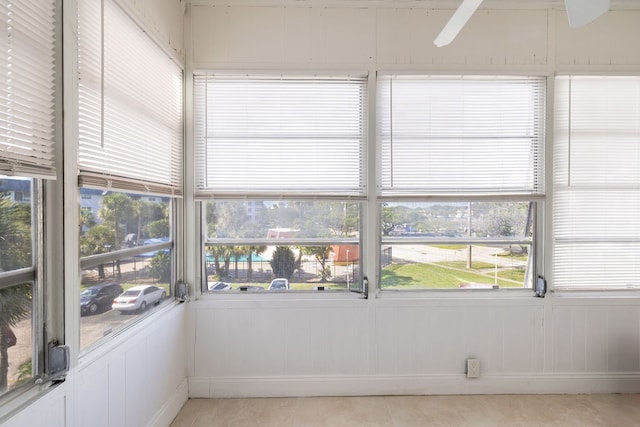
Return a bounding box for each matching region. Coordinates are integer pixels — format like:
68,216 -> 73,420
78,188 -> 176,352
0,178 -> 45,404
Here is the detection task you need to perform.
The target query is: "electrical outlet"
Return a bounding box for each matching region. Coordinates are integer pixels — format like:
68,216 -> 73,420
467,358 -> 480,379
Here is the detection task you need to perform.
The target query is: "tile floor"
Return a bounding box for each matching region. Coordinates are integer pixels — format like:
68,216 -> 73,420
170,394 -> 640,426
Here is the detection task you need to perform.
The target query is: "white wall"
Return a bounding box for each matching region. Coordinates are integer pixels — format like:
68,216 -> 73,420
187,3 -> 640,397
2,1 -> 188,426
4,304 -> 188,427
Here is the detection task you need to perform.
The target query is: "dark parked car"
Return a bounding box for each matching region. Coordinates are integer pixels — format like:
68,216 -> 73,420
80,282 -> 123,316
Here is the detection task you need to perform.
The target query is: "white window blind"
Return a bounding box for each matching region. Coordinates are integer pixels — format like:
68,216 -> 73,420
77,0 -> 183,196
377,75 -> 546,198
0,0 -> 57,179
553,76 -> 640,289
194,74 -> 367,199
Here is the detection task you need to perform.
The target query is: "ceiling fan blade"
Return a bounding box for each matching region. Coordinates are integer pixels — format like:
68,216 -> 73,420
434,0 -> 484,47
564,0 -> 610,28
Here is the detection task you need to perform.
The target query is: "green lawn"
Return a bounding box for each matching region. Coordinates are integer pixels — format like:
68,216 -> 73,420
382,262 -> 522,289
437,261 -> 496,270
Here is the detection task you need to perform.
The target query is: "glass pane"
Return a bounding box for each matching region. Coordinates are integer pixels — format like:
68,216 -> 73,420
79,188 -> 173,350
80,188 -> 171,255
381,244 -> 531,289
381,201 -> 533,290
205,244 -> 360,291
382,201 -> 532,240
206,200 -> 361,240
0,283 -> 34,394
80,251 -> 171,350
0,177 -> 33,272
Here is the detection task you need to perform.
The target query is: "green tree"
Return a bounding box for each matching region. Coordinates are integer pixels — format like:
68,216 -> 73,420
79,207 -> 96,235
99,193 -> 133,279
0,196 -> 32,271
381,203 -> 398,236
131,199 -> 153,242
270,246 -> 296,279
149,251 -> 171,282
0,284 -> 31,393
208,246 -> 233,279
302,246 -> 333,282
0,194 -> 32,392
79,224 -> 114,279
98,193 -> 133,251
143,218 -> 169,239
247,245 -> 267,281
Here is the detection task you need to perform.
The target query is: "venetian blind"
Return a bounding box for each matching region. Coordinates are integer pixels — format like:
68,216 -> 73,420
77,0 -> 183,196
553,76 -> 640,289
0,0 -> 57,179
377,75 -> 546,198
194,73 -> 367,199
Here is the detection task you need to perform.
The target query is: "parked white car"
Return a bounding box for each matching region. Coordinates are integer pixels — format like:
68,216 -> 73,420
112,285 -> 166,313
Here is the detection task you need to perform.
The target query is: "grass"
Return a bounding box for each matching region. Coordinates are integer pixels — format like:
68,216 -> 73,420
433,244 -> 467,250
497,268 -> 526,283
497,252 -> 529,262
437,261 -> 496,270
382,262 -> 522,289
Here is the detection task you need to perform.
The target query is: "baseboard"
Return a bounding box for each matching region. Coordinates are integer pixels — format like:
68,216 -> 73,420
189,373 -> 640,398
147,378 -> 189,427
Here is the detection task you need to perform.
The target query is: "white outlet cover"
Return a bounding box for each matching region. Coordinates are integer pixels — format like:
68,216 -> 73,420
467,358 -> 480,378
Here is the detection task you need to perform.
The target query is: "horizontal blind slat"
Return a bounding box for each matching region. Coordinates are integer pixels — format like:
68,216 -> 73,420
194,74 -> 367,197
0,0 -> 57,179
553,76 -> 640,289
77,0 -> 183,197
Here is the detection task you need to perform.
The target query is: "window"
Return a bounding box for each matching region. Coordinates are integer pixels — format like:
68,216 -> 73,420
203,200 -> 361,291
79,189 -> 173,349
0,0 -> 57,401
0,178 -> 37,396
553,76 -> 640,290
377,75 -> 545,290
194,73 -> 367,292
76,0 -> 182,349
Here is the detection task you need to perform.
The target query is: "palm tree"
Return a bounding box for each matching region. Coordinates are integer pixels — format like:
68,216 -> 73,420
0,284 -> 31,392
0,194 -> 33,392
236,245 -> 266,281
99,193 -> 133,279
131,199 -> 153,243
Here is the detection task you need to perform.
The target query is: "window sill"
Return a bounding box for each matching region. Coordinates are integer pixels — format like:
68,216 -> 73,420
549,289 -> 640,300
199,289 -> 366,301
375,287 -> 537,300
